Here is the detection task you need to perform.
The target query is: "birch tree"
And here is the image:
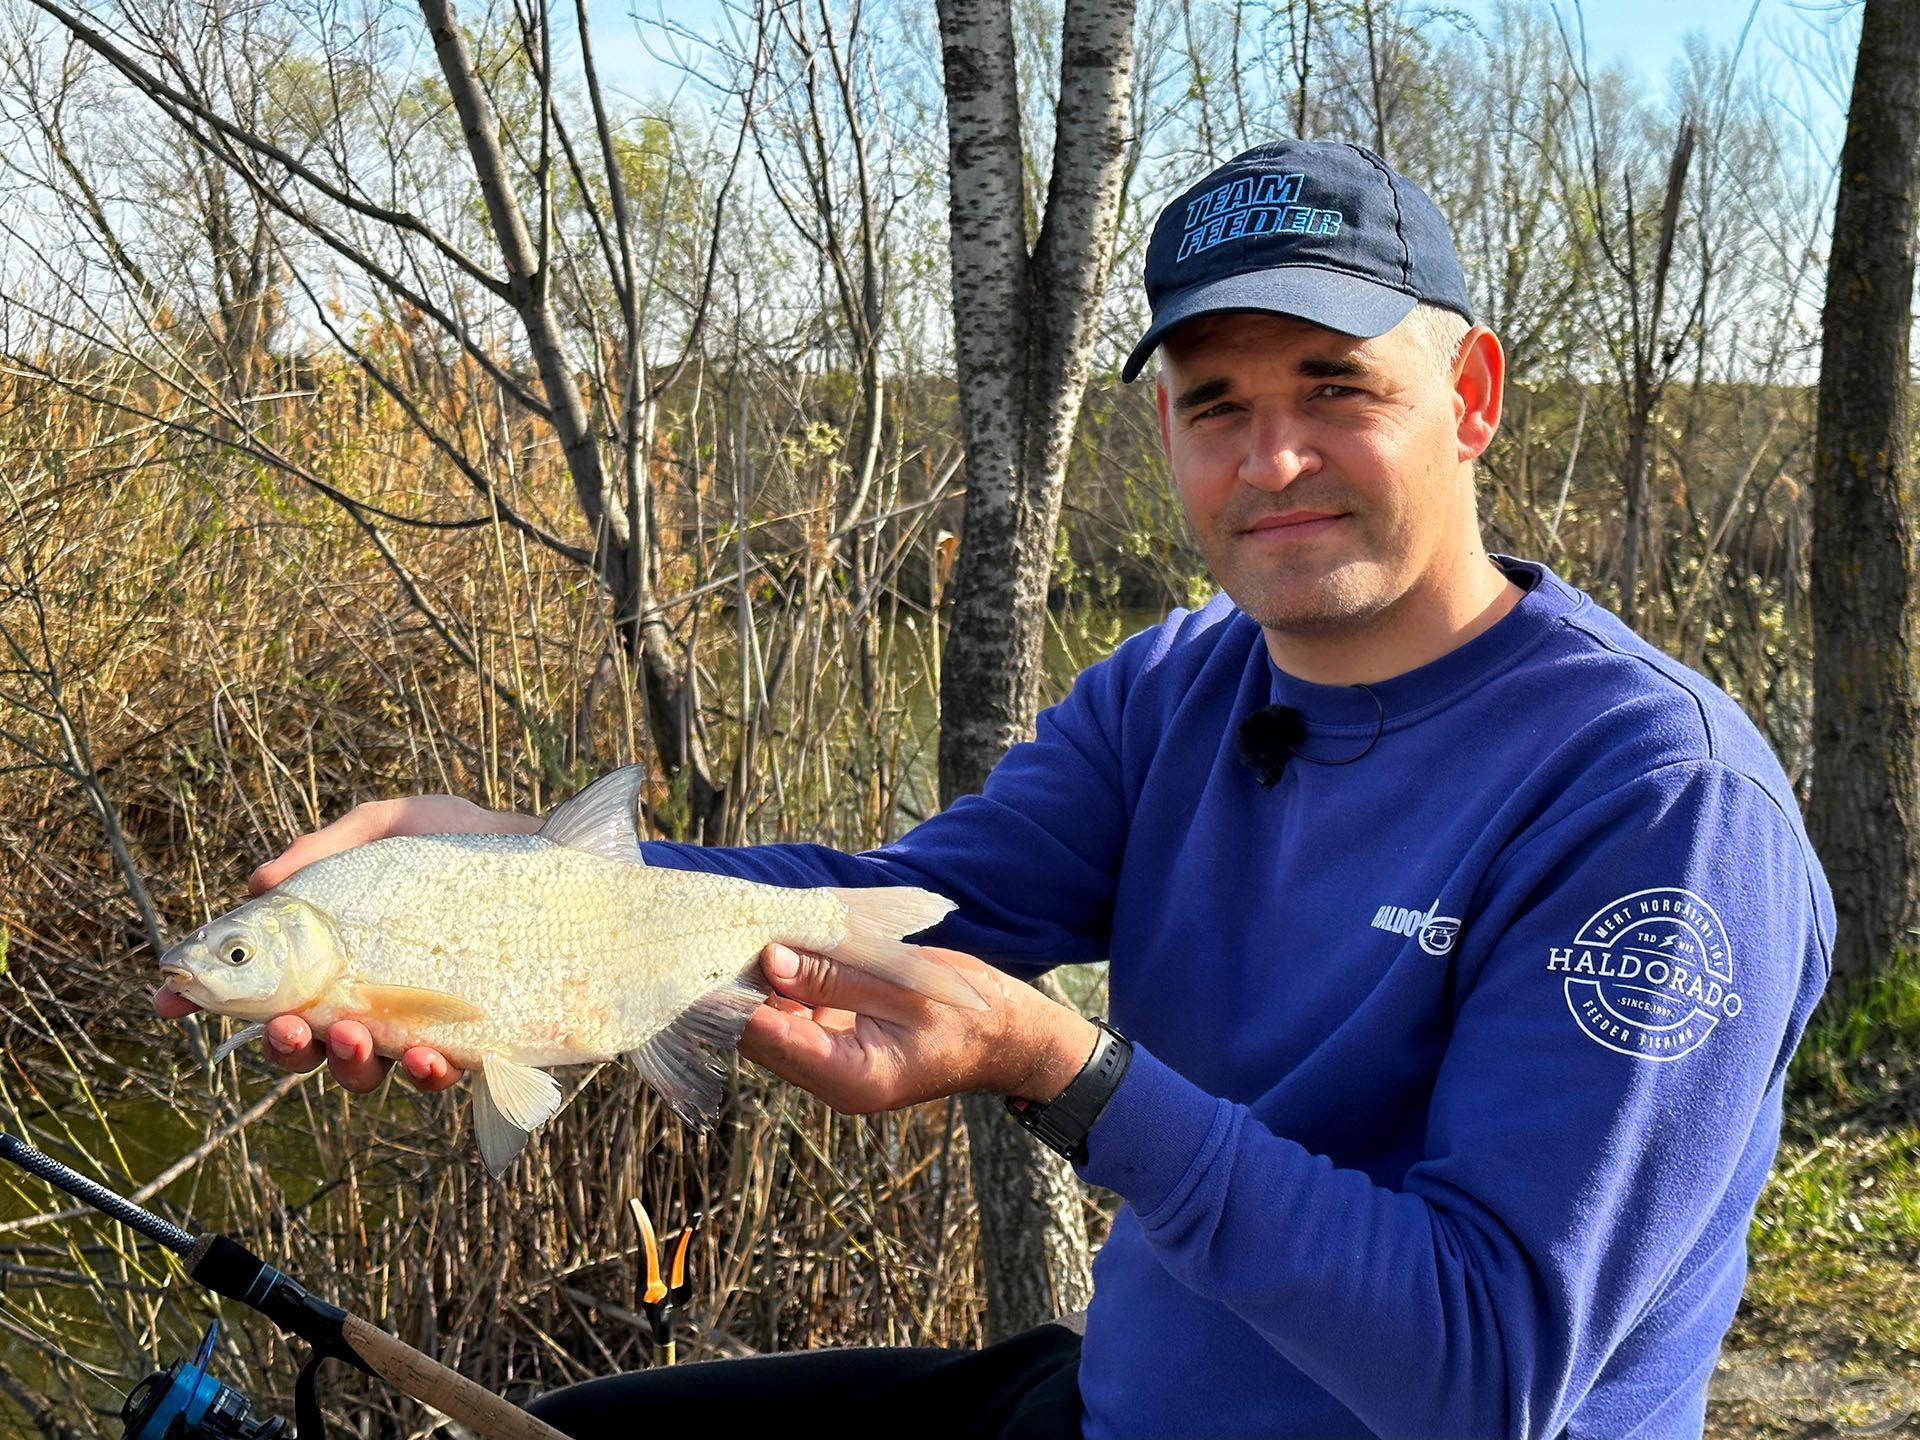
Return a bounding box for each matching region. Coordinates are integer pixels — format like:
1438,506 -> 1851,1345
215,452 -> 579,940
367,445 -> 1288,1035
934,0 -> 1134,1340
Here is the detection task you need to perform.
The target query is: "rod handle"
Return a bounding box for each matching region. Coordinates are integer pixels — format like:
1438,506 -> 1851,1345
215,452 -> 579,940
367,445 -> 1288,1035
340,1315 -> 572,1440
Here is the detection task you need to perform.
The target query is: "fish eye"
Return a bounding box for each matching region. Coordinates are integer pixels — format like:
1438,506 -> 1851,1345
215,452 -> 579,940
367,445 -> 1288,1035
221,938 -> 253,967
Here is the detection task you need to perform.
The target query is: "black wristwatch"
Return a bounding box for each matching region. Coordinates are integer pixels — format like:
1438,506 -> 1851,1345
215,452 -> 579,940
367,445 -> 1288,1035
1003,1019 -> 1132,1164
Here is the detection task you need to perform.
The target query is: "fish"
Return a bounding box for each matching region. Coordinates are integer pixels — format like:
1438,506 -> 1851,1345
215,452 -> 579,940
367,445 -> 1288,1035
155,766 -> 981,1175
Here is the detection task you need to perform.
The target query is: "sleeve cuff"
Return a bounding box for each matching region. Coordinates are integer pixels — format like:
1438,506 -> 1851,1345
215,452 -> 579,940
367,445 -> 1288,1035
1076,1042 -> 1238,1221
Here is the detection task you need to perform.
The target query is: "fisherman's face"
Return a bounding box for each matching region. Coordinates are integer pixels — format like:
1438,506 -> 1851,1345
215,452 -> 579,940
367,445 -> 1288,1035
1156,310 -> 1489,646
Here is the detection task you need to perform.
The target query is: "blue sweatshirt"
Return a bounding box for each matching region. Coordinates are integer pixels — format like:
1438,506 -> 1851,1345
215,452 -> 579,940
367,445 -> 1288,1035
643,557 -> 1833,1439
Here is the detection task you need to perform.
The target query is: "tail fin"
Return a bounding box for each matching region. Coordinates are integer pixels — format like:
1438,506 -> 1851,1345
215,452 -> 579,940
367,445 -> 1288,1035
823,887 -> 987,1010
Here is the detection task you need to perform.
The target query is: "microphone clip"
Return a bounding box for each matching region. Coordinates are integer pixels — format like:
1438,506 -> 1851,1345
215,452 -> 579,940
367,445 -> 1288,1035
1235,684 -> 1386,788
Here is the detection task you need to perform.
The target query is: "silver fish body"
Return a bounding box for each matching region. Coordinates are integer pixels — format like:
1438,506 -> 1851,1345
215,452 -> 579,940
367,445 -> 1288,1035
278,834 -> 854,1069
157,767 -> 975,1174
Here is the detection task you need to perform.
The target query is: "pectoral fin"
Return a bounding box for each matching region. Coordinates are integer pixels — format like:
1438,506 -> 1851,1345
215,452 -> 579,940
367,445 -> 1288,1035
354,984 -> 486,1027
207,1022 -> 268,1067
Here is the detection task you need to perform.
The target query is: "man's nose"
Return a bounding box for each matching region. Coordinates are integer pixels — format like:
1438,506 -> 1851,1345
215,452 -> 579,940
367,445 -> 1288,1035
1239,410 -> 1321,490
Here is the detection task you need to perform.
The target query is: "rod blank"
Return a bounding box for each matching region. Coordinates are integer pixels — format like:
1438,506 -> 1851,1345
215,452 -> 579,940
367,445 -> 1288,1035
0,1132 -> 195,1254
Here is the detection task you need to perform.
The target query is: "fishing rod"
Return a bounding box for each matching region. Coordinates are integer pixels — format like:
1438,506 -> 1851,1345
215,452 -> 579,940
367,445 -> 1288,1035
0,1131 -> 567,1440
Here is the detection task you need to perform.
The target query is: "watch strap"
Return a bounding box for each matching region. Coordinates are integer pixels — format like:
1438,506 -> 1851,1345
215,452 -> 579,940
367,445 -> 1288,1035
1003,1019 -> 1132,1164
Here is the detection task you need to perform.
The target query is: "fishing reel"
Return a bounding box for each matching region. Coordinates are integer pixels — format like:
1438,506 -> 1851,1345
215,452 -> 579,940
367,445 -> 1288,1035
121,1322 -> 284,1440
0,1129 -> 556,1440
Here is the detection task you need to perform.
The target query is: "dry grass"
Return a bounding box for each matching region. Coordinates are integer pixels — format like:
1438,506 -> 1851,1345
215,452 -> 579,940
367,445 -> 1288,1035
1706,961 -> 1920,1437
0,358 -> 1005,1435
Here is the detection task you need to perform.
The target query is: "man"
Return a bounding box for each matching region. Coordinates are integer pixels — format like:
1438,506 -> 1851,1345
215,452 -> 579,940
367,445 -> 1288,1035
157,140 -> 1832,1438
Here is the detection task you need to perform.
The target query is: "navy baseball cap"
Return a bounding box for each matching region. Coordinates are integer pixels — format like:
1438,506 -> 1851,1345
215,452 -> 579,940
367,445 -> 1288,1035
1122,140 -> 1474,382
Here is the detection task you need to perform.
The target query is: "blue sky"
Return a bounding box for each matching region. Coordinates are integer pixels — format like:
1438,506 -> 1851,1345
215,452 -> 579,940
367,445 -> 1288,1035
1469,0 -> 1856,152
577,0 -> 1855,152
1523,0 -> 1853,136
1522,0 -> 1810,79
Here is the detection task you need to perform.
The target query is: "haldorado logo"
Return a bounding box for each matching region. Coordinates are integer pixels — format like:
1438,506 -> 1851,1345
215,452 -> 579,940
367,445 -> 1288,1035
1371,900 -> 1461,956
1547,887 -> 1741,1061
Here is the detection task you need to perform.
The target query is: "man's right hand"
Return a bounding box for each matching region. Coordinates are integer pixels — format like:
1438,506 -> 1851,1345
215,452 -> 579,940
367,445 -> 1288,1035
152,794 -> 542,1093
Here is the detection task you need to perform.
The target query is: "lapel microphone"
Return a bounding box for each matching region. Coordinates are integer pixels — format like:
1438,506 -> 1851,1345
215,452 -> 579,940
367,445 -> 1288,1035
1234,684 -> 1386,788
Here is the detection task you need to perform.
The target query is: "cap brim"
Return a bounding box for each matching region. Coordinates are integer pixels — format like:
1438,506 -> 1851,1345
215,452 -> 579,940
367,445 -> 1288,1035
1121,268 -> 1419,383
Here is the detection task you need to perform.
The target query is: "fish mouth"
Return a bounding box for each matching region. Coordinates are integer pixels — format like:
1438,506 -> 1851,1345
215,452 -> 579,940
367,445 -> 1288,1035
158,965 -> 194,988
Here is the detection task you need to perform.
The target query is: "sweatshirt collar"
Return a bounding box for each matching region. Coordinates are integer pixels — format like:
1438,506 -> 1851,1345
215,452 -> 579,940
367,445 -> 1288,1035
1261,556 -> 1584,733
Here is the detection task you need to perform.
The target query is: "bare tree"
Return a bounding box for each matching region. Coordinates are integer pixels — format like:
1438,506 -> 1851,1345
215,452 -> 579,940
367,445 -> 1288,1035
16,0 -> 748,836
1553,3 -> 1701,628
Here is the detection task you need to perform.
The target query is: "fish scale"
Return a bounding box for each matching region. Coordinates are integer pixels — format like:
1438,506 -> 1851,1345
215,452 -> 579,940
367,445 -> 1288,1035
156,766 -> 978,1175
278,836 -> 846,1068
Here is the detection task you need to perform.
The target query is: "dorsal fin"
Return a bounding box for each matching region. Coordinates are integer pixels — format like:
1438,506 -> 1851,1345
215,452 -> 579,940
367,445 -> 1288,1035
537,765 -> 648,866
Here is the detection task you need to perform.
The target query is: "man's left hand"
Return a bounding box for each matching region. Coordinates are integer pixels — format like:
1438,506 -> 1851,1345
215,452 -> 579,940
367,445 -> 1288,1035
739,943 -> 1101,1115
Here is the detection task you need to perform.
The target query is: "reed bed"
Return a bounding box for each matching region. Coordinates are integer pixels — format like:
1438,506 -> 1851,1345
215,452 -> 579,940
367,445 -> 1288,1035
0,352 -> 1047,1437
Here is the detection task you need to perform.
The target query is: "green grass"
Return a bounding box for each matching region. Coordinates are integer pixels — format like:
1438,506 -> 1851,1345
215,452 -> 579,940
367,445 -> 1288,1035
1712,956 -> 1920,1436
1787,954 -> 1920,1116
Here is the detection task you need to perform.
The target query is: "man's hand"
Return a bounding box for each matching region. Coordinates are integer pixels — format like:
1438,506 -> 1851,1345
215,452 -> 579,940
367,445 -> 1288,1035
740,943 -> 1101,1113
152,794 -> 540,1092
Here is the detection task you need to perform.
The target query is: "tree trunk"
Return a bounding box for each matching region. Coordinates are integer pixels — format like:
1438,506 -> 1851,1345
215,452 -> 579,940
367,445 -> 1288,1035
1616,120 -> 1693,631
1810,0 -> 1920,987
934,0 -> 1133,1341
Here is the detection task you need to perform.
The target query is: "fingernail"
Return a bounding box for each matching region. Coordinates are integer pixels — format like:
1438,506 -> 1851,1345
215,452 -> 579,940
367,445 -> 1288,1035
268,1032 -> 295,1054
765,945 -> 799,981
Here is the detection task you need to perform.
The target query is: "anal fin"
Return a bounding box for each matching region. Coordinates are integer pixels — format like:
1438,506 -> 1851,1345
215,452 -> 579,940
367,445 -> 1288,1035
472,1080 -> 531,1178
625,978 -> 767,1129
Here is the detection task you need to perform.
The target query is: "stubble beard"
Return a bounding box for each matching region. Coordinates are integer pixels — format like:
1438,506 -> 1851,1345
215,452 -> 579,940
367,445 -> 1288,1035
1203,504 -> 1404,637
1230,562 -> 1397,635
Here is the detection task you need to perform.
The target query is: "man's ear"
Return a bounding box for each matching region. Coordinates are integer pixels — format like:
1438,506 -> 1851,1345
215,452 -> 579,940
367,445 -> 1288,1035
1453,327 -> 1504,463
1156,373 -> 1173,459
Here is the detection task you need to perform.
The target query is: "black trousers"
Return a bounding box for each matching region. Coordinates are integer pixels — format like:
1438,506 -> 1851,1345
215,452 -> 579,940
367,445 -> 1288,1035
526,1321 -> 1084,1439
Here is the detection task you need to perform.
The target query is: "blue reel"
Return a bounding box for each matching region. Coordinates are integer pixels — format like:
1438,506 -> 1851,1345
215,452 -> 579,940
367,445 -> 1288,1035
121,1322 -> 284,1440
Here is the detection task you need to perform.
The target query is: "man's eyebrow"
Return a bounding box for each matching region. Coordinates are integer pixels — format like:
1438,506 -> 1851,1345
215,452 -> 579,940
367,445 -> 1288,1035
1296,354 -> 1376,380
1173,356 -> 1383,409
1171,377 -> 1233,413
